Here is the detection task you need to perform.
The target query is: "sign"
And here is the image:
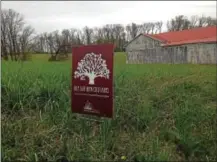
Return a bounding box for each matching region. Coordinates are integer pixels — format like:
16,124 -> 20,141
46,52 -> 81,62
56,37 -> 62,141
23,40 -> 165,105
72,44 -> 114,118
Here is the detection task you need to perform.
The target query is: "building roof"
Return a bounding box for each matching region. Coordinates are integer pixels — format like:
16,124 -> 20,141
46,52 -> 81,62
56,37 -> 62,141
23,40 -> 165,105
147,26 -> 217,46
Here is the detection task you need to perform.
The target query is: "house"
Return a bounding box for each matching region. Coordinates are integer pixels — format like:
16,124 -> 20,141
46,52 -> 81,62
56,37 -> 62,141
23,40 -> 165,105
125,26 -> 217,64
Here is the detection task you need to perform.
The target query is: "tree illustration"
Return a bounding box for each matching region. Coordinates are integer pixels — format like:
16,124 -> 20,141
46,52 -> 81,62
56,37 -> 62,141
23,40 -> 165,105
74,52 -> 110,85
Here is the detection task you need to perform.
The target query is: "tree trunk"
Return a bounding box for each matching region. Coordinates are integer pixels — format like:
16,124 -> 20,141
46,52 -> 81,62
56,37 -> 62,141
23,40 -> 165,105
88,75 -> 95,85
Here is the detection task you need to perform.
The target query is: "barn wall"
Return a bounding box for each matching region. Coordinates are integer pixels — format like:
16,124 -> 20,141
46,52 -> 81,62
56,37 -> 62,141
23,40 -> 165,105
125,34 -> 161,63
125,34 -> 161,52
127,47 -> 188,64
187,43 -> 217,64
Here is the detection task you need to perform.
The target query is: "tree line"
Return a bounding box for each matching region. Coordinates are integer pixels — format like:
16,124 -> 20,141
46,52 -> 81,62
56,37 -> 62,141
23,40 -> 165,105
1,8 -> 216,61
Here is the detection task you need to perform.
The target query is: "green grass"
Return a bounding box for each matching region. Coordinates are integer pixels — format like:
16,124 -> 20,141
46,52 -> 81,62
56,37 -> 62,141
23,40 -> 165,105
1,52 -> 216,161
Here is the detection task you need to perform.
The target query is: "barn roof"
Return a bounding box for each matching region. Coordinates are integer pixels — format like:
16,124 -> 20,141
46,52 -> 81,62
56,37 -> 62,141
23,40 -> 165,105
147,26 -> 217,46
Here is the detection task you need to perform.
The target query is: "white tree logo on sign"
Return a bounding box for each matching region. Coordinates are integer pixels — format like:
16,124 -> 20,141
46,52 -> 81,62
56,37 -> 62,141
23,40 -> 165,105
74,53 -> 110,85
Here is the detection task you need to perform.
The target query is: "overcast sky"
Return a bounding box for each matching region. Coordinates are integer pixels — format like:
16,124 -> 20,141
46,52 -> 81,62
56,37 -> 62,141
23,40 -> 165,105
2,1 -> 216,34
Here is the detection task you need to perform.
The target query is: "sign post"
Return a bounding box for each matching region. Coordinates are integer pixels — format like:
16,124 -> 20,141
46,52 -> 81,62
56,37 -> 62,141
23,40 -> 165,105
72,44 -> 114,119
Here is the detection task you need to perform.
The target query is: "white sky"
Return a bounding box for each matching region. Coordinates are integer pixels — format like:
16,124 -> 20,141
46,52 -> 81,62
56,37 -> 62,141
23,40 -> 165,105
2,1 -> 216,34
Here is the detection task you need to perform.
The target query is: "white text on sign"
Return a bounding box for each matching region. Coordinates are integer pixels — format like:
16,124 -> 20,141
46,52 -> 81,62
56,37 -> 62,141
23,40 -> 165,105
73,85 -> 109,94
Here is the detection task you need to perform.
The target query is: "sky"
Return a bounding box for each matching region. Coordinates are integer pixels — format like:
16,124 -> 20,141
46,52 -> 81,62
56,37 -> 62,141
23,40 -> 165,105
2,1 -> 216,34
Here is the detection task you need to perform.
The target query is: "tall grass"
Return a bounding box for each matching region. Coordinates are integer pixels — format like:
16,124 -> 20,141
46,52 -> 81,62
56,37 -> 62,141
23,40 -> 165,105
1,53 -> 216,161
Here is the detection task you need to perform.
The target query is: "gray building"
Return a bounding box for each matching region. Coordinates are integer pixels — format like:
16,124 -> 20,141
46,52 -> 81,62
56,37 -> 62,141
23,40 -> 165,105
125,26 -> 217,64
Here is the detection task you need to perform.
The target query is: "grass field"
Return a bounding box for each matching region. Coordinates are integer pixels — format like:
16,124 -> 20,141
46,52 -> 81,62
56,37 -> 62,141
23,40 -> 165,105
1,52 -> 216,161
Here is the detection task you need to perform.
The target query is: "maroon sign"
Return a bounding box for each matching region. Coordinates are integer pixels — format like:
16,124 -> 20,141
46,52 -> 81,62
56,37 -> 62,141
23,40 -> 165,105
72,44 -> 114,118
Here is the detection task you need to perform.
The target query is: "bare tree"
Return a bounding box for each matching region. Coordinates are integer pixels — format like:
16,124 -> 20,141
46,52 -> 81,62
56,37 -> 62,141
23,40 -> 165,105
102,24 -> 112,42
155,21 -> 163,33
150,23 -> 156,34
7,9 -> 25,60
1,10 -> 9,60
167,15 -> 191,31
189,15 -> 199,28
112,24 -> 125,51
140,23 -> 152,34
1,9 -> 35,61
126,23 -> 139,40
207,16 -> 217,26
120,32 -> 127,50
83,26 -> 93,45
167,14 -> 216,31
19,25 -> 35,55
67,28 -> 77,44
